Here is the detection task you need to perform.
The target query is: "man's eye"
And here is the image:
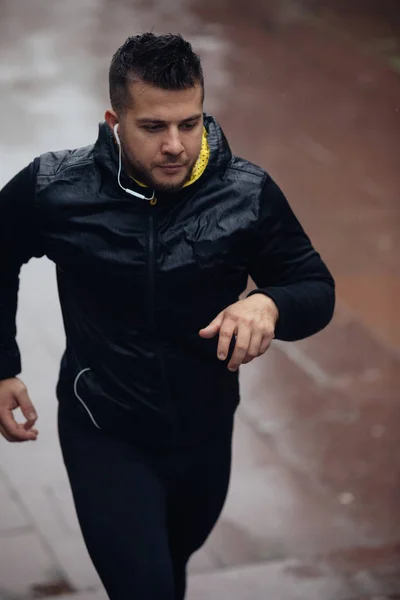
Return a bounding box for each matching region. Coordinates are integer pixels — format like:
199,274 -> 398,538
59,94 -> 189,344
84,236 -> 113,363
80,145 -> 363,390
181,123 -> 196,130
144,125 -> 162,133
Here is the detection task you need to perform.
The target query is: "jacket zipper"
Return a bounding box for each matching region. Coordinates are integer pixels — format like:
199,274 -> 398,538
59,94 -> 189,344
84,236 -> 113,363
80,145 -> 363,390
148,213 -> 156,324
148,211 -> 176,429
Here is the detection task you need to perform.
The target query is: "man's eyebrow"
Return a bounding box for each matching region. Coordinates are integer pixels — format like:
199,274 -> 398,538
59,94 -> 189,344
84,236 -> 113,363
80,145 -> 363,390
181,113 -> 202,122
136,114 -> 202,125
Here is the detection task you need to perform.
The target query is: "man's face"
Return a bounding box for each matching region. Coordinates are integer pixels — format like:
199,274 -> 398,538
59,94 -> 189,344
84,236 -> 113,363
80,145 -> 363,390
110,81 -> 204,193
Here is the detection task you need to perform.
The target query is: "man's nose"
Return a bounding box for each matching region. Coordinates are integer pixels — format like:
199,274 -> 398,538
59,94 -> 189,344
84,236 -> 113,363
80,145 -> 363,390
161,129 -> 184,156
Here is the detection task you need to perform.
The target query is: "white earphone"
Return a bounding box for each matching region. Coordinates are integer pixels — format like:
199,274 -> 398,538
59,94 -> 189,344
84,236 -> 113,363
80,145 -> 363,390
113,123 -> 155,202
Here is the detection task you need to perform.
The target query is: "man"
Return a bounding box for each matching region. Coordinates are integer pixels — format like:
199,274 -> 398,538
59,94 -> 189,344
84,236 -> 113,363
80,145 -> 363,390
0,33 -> 335,599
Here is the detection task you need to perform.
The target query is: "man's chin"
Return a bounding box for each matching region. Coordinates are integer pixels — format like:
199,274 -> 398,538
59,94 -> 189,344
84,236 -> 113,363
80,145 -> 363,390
151,174 -> 190,193
154,183 -> 185,193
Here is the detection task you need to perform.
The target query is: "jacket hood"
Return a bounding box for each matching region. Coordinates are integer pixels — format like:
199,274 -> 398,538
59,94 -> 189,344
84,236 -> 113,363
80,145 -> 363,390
92,113 -> 233,197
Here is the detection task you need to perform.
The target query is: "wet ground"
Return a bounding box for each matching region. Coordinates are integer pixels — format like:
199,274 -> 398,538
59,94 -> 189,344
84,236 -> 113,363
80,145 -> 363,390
0,0 -> 399,598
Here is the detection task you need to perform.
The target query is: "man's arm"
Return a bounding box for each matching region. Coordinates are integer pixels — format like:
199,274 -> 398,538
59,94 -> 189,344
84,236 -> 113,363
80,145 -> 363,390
0,159 -> 42,377
247,175 -> 335,341
200,175 -> 335,370
0,159 -> 42,441
0,269 -> 22,380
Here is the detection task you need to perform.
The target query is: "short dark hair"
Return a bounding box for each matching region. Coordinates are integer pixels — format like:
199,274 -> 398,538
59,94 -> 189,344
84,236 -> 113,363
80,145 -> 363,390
109,33 -> 204,113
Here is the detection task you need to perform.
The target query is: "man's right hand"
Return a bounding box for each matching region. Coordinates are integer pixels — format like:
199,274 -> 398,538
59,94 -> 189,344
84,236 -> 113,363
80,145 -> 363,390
0,378 -> 38,442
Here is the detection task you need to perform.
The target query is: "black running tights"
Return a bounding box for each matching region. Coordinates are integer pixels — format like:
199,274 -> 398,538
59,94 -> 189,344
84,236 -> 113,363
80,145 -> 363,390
57,404 -> 233,600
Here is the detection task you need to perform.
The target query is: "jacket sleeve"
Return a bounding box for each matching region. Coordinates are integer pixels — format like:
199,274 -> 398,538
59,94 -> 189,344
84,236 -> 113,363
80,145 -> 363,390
247,175 -> 335,341
0,159 -> 42,380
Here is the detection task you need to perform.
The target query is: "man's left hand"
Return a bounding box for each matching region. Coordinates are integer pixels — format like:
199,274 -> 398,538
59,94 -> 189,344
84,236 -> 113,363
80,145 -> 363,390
199,294 -> 279,371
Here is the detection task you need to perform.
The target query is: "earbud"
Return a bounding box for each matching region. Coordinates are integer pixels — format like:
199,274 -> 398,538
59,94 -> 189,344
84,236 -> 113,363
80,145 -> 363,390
113,123 -> 121,146
113,122 -> 155,202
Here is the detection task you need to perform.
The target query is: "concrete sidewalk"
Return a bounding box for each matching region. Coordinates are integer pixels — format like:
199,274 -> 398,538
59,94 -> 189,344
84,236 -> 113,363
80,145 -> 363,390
16,560 -> 377,600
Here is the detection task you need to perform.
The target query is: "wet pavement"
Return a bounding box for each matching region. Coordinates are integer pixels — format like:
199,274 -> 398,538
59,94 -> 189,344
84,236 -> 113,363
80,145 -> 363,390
0,0 -> 399,598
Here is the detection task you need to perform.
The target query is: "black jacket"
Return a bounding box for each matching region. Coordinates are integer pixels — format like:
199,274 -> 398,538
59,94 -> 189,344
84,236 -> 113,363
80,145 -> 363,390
0,115 -> 335,445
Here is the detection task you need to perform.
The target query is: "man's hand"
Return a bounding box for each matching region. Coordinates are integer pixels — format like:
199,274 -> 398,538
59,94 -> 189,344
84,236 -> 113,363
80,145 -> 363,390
0,378 -> 38,442
199,294 -> 279,371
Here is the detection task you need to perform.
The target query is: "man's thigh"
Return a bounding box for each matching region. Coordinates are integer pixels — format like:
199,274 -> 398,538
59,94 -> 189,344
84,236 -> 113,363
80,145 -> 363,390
57,404 -> 175,600
168,417 -> 234,558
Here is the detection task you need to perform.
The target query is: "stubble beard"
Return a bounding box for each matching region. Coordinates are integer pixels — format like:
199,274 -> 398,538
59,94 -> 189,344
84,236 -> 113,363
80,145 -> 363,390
126,153 -> 197,194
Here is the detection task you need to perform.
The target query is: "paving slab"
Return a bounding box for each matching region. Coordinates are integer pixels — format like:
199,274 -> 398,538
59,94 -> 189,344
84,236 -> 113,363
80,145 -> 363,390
0,475 -> 30,533
0,531 -> 63,598
187,560 -> 355,600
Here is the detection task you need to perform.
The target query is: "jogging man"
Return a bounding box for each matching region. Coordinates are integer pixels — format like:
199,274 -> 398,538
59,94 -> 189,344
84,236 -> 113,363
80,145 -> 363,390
0,33 -> 335,599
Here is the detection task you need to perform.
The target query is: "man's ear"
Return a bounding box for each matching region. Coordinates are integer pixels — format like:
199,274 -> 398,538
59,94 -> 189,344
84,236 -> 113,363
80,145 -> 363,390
104,108 -> 118,132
